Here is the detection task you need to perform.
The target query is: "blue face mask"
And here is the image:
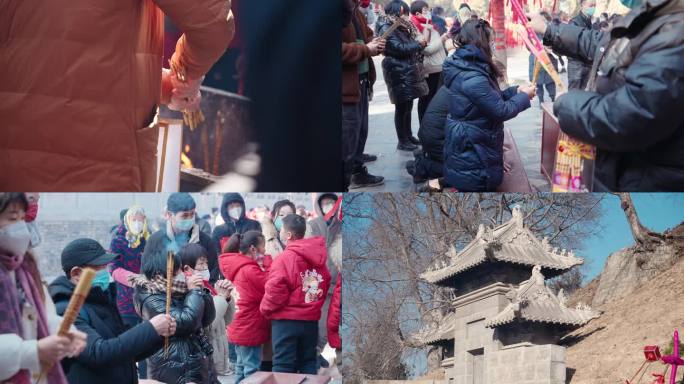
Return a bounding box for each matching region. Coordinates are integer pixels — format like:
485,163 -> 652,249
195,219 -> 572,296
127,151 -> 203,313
174,217 -> 194,232
274,217 -> 282,232
619,0 -> 641,8
584,6 -> 596,16
91,269 -> 110,291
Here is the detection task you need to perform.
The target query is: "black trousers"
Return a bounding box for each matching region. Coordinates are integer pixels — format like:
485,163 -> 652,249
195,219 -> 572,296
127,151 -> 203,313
272,320 -> 319,374
418,72 -> 442,123
394,99 -> 414,143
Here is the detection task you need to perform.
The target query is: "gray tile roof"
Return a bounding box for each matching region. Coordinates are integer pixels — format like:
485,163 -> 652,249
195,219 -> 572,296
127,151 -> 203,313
485,266 -> 601,328
420,207 -> 584,284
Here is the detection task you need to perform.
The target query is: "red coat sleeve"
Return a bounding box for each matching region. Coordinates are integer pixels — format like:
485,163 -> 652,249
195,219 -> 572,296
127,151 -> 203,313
327,275 -> 342,349
259,256 -> 292,318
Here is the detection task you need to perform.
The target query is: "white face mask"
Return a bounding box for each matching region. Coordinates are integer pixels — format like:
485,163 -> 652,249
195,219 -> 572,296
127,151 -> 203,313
130,220 -> 144,234
228,207 -> 242,220
322,203 -> 335,215
0,221 -> 31,257
197,269 -> 210,281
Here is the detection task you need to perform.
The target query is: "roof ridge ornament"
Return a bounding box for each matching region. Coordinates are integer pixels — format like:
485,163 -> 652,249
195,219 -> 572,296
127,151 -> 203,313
511,205 -> 524,227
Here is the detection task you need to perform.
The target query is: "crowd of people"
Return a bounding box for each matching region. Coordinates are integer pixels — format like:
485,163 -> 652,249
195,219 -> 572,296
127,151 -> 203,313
342,0 -> 683,192
0,192 -> 343,384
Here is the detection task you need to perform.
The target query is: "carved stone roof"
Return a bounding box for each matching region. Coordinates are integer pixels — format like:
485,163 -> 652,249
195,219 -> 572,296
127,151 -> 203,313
410,312 -> 458,346
485,265 -> 601,328
420,206 -> 584,284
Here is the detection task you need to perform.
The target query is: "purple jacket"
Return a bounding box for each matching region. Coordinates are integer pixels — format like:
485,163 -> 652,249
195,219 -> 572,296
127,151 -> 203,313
109,225 -> 144,317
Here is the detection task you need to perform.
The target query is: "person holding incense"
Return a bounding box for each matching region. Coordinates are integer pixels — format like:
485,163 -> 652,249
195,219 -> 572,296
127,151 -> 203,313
0,193 -> 87,384
133,248 -> 217,384
0,0 -> 235,191
144,193 -> 219,283
442,19 -> 535,192
529,0 -> 684,191
218,231 -> 272,383
375,0 -> 429,152
178,243 -> 235,377
49,238 -> 177,384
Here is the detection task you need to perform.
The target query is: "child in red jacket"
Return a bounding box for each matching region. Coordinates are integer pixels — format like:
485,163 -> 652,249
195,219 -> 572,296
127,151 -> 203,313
219,231 -> 271,383
260,214 -> 331,374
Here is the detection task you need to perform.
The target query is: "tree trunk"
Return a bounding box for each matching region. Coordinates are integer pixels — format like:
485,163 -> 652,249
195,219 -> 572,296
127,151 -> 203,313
490,0 -> 508,71
617,193 -> 661,246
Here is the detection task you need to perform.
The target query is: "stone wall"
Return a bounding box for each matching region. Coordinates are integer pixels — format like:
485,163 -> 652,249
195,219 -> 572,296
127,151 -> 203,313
33,220 -> 115,283
488,344 -> 566,384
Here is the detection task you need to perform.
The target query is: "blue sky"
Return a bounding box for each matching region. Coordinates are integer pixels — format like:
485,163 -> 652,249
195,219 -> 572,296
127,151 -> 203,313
582,193 -> 684,281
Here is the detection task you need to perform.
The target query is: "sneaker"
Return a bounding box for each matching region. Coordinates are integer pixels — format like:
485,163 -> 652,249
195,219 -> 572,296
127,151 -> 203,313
408,136 -> 420,145
397,142 -> 418,151
360,153 -> 378,163
349,167 -> 385,189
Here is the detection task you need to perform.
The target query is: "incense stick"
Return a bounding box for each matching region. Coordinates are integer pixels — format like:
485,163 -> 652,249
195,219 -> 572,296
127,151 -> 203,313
164,251 -> 174,359
531,59 -> 541,85
37,268 -> 96,383
170,60 -> 205,131
380,20 -> 402,40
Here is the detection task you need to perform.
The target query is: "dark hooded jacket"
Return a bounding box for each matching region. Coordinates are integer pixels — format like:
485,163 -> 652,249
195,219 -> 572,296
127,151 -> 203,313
49,277 -> 162,384
413,85 -> 451,180
545,0 -> 684,191
307,193 -> 342,251
144,222 -> 219,282
133,279 -> 217,384
375,15 -> 428,104
442,44 -> 530,191
212,193 -> 261,255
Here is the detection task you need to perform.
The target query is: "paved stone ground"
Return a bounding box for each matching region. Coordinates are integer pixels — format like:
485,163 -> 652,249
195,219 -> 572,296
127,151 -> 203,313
357,47 -> 568,192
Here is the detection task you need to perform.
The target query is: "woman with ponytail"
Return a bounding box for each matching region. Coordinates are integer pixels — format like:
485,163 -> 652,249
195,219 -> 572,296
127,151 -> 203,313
442,19 -> 535,191
218,231 -> 272,383
0,193 -> 86,383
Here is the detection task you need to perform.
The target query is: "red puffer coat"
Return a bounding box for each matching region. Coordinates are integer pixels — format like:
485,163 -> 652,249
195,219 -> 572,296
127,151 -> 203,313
327,275 -> 342,349
219,252 -> 271,346
260,237 -> 330,321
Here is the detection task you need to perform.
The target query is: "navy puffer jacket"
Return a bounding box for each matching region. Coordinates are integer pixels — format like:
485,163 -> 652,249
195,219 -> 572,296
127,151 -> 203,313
442,45 -> 530,191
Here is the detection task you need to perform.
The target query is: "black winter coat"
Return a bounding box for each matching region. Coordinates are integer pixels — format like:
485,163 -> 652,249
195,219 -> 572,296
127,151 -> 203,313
212,193 -> 261,255
49,277 -> 162,384
442,45 -> 530,191
134,285 -> 217,384
567,12 -> 593,87
546,0 -> 684,191
418,85 -> 450,160
375,16 -> 428,104
144,225 -> 220,282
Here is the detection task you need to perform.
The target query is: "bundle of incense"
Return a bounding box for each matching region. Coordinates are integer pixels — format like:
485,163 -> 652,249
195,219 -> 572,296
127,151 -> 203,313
509,0 -> 564,92
531,59 -> 541,85
380,19 -> 402,40
170,60 -> 205,130
552,132 -> 595,192
164,251 -> 174,359
38,268 -> 96,383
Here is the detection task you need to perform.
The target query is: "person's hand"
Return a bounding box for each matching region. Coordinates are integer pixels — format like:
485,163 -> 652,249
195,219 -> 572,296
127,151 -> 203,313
376,38 -> 386,52
186,273 -> 204,289
170,74 -> 203,99
518,84 -> 537,99
215,279 -> 233,299
168,90 -> 202,112
37,335 -> 71,364
529,12 -> 548,35
65,329 -> 87,358
149,314 -> 177,337
503,161 -> 512,173
420,39 -> 428,48
367,38 -> 383,56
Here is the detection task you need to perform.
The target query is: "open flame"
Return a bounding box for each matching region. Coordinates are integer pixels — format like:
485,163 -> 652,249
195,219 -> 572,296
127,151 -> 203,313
181,144 -> 193,169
